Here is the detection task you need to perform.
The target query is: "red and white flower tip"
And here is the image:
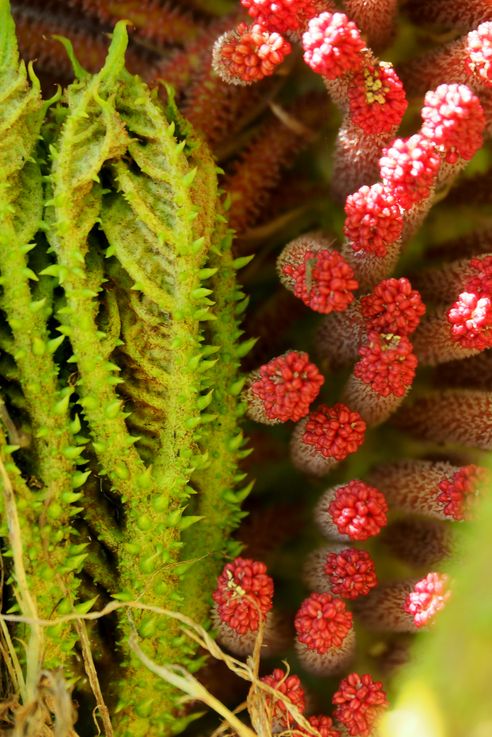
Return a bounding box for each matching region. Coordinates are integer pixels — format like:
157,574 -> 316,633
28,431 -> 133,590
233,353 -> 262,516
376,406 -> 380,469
316,480 -> 388,542
261,667 -> 306,731
379,133 -> 440,210
212,22 -> 291,85
332,672 -> 388,737
421,84 -> 485,164
344,183 -> 403,258
291,403 -> 366,477
448,291 -> 492,351
278,234 -> 359,315
360,277 -> 426,336
343,332 -> 418,426
404,572 -> 451,629
466,22 -> 492,87
245,351 -> 324,424
348,62 -> 408,135
369,459 -> 486,522
212,557 -> 274,654
304,544 -> 377,599
302,12 -> 365,79
300,715 -> 341,737
241,0 -> 317,35
295,592 -> 355,674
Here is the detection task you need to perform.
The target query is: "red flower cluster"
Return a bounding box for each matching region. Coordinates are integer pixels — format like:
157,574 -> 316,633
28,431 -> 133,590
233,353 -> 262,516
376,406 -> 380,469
302,403 -> 366,461
332,673 -> 388,736
295,592 -> 353,652
404,572 -> 451,628
327,480 -> 388,540
324,547 -> 377,598
354,332 -> 418,397
360,277 -> 426,335
213,557 -> 273,634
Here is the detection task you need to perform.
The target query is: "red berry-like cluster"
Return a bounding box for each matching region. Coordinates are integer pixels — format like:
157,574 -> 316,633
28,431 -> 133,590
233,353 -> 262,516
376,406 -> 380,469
241,0 -> 316,34
302,403 -> 366,461
261,668 -> 306,728
302,12 -> 365,78
404,572 -> 451,628
379,133 -> 441,210
324,548 -> 377,599
447,292 -> 492,349
344,183 -> 403,256
332,673 -> 388,737
295,592 -> 353,652
436,464 -> 484,520
348,63 -> 408,134
360,277 -> 426,335
213,557 -> 274,634
354,332 -> 418,397
250,351 -> 324,422
466,22 -> 492,86
303,715 -> 341,737
214,22 -> 291,84
328,480 -> 388,540
282,248 -> 359,314
421,83 -> 485,163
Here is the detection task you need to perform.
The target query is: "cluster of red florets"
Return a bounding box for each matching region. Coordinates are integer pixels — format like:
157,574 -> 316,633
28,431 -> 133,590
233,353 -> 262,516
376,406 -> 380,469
344,183 -> 403,256
302,12 -> 365,78
332,673 -> 388,736
348,63 -> 408,134
379,133 -> 441,210
447,256 -> 492,350
360,277 -> 426,335
213,22 -> 291,84
436,464 -> 484,520
327,480 -> 388,540
404,572 -> 451,628
213,557 -> 274,634
241,0 -> 317,34
301,403 -> 366,461
354,332 -> 418,397
466,22 -> 492,85
249,350 -> 324,422
324,548 -> 377,598
295,592 -> 353,652
281,247 -> 359,314
261,667 -> 307,728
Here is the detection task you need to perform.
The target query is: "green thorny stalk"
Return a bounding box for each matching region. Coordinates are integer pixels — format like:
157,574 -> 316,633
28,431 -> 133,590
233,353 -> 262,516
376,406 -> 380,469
0,2 -> 251,734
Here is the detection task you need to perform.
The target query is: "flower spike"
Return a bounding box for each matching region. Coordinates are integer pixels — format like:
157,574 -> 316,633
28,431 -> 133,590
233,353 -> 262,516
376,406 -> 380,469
360,277 -> 426,336
344,183 -> 403,258
304,545 -> 378,599
212,22 -> 291,85
241,0 -> 318,34
332,673 -> 388,737
302,12 -> 365,79
348,62 -> 408,135
295,592 -> 355,674
261,667 -> 307,731
382,517 -> 454,568
315,480 -> 388,541
379,133 -> 440,210
404,572 -> 451,629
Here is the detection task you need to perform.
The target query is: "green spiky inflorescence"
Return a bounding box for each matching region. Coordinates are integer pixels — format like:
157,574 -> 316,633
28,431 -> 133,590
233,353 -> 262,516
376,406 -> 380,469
0,2 -> 250,734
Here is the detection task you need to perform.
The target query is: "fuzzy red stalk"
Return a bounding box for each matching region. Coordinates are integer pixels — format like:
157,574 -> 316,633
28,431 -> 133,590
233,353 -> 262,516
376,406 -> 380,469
304,544 -> 377,599
245,350 -> 324,424
406,0 -> 492,33
343,0 -> 397,49
315,480 -> 388,542
369,459 -> 486,521
332,672 -> 388,737
295,592 -> 355,674
278,233 -> 358,315
261,667 -> 307,731
291,403 -> 366,477
381,518 -> 454,568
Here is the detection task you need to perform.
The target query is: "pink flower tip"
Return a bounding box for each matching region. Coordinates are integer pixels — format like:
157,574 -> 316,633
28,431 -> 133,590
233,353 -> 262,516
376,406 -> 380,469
348,62 -> 408,135
437,464 -> 485,521
328,480 -> 388,540
379,133 -> 440,210
344,183 -> 403,257
466,22 -> 492,87
332,672 -> 388,737
241,0 -> 317,34
302,12 -> 365,79
447,291 -> 492,350
213,557 -> 273,635
295,592 -> 353,653
404,572 -> 451,628
421,83 -> 485,164
324,548 -> 377,599
302,403 -> 366,462
212,22 -> 291,85
261,667 -> 306,729
354,332 -> 418,397
360,277 -> 426,336
248,351 -> 324,423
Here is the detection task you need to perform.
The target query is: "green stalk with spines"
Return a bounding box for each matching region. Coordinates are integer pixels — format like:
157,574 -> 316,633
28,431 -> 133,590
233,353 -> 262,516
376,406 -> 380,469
0,0 -> 86,672
99,71 -> 228,736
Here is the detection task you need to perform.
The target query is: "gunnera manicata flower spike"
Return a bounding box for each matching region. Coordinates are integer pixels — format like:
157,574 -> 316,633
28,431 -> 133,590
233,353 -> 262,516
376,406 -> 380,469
212,557 -> 275,654
342,332 -> 418,426
291,403 -> 366,476
343,183 -> 403,259
315,480 -> 388,541
379,133 -> 441,211
304,544 -> 378,599
302,12 -> 365,79
354,575 -> 450,631
278,233 -> 359,315
261,667 -> 307,731
348,62 -> 408,134
332,672 -> 388,737
368,459 -> 486,521
381,518 -> 454,568
241,0 -> 320,35
244,350 -> 324,424
212,22 -> 291,85
360,277 -> 426,335
294,592 -> 356,674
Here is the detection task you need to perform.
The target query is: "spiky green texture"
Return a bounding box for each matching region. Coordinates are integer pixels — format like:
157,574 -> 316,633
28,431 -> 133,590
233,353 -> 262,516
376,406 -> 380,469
0,0 -> 83,673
